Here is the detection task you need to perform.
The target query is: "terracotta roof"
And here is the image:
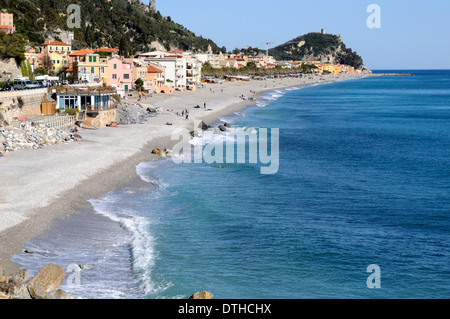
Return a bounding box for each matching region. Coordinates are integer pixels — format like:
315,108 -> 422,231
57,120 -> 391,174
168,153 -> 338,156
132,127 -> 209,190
93,47 -> 119,53
66,67 -> 73,72
41,40 -> 71,47
167,49 -> 185,54
147,65 -> 163,73
69,48 -> 95,56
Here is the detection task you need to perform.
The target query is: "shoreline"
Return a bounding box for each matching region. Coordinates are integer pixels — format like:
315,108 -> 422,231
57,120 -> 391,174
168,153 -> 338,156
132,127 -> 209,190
0,73 -> 367,278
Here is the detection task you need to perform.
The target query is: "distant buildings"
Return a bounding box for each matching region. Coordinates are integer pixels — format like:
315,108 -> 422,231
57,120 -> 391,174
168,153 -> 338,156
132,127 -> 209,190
149,0 -> 156,11
0,12 -> 14,34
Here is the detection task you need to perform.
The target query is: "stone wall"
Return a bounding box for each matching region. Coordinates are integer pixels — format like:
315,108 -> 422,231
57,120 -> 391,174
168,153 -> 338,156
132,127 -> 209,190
86,109 -> 117,128
0,88 -> 49,124
0,58 -> 22,82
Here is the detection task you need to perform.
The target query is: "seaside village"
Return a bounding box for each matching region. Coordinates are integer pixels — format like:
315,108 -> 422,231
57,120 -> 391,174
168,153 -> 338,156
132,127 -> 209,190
0,10 -> 362,156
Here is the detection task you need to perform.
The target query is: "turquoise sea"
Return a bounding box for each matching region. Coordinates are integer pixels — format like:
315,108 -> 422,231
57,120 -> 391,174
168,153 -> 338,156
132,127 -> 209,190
13,70 -> 450,299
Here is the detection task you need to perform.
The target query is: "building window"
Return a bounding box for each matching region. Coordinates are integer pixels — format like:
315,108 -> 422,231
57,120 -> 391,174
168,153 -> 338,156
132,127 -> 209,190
114,64 -> 117,69
89,56 -> 92,62
93,56 -> 97,63
91,67 -> 94,74
124,74 -> 129,79
112,74 -> 117,80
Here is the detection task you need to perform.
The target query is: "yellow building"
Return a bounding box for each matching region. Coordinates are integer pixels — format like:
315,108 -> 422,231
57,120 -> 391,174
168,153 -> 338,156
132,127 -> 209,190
41,41 -> 72,59
74,53 -> 109,84
322,64 -> 339,75
40,40 -> 72,73
49,53 -> 67,74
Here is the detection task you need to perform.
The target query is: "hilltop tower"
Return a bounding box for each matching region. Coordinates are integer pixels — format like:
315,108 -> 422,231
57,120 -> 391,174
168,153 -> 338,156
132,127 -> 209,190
149,0 -> 156,11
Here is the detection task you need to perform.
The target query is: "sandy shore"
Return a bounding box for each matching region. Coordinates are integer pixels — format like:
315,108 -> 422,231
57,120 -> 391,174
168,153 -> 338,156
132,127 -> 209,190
0,73 -> 365,274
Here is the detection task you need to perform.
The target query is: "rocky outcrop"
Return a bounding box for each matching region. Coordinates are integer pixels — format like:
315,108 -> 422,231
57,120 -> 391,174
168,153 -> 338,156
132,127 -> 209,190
269,32 -> 368,70
0,263 -> 75,299
189,291 -> 214,299
116,102 -> 154,125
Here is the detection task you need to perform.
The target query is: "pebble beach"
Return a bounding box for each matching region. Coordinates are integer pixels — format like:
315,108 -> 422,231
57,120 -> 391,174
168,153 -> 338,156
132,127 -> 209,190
0,73 -> 364,276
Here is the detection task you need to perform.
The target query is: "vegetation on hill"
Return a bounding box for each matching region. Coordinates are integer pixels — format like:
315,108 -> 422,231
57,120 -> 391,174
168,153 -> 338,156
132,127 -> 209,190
0,0 -> 221,55
269,32 -> 365,69
0,32 -> 26,64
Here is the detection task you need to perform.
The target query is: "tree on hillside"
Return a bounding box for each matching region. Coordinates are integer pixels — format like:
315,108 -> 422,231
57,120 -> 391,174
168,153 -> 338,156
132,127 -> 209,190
119,37 -> 133,58
0,32 -> 26,64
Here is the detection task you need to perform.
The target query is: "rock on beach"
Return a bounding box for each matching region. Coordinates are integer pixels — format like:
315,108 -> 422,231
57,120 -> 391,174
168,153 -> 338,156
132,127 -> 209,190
1,123 -> 78,154
0,263 -> 75,299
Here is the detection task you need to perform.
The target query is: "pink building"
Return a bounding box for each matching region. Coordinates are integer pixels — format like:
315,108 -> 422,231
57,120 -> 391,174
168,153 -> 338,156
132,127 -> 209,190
108,57 -> 133,92
0,12 -> 13,34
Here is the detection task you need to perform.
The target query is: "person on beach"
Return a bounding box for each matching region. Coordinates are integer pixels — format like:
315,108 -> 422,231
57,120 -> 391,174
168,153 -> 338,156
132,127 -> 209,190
204,102 -> 206,108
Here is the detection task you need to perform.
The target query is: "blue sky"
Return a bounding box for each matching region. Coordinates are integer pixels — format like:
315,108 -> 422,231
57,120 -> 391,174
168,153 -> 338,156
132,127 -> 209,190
144,0 -> 450,70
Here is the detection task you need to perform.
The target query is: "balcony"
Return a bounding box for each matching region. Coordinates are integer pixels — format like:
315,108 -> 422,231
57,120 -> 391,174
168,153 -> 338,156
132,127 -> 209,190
56,87 -> 117,95
85,104 -> 117,114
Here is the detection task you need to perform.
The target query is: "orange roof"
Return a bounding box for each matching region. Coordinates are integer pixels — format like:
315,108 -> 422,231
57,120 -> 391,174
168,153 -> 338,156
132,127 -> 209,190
0,25 -> 12,29
41,40 -> 71,47
66,67 -> 73,72
167,49 -> 185,54
93,47 -> 119,53
147,65 -> 162,73
69,48 -> 95,56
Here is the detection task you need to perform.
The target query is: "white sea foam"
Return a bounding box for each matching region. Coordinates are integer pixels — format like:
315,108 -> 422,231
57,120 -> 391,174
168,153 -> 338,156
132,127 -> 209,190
136,161 -> 169,189
256,88 -> 293,107
89,195 -> 170,297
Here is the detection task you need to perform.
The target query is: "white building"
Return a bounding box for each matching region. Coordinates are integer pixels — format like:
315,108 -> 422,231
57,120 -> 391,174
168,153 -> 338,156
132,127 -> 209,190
143,56 -> 186,90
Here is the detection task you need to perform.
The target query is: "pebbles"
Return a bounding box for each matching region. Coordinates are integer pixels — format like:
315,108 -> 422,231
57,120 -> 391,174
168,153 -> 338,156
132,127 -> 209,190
1,124 -> 78,153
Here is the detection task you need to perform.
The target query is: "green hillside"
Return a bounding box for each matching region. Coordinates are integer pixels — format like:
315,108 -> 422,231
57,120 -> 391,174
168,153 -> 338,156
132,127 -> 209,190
0,0 -> 221,55
269,32 -> 366,69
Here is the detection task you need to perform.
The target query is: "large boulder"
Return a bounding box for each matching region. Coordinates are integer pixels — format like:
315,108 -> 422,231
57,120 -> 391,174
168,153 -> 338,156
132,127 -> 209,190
0,279 -> 32,299
10,269 -> 31,283
151,148 -> 165,157
198,121 -> 209,131
27,263 -> 67,299
189,291 -> 214,299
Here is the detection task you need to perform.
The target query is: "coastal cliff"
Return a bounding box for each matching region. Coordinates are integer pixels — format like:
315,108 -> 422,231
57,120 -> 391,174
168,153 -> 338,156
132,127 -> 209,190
269,32 -> 368,70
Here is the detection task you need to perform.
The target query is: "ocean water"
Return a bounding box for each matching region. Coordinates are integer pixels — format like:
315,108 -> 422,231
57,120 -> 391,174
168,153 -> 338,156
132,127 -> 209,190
13,71 -> 450,299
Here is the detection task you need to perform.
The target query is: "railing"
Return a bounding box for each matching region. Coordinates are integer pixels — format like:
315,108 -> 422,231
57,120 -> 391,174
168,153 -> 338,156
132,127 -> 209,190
41,115 -> 76,129
55,87 -> 117,95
